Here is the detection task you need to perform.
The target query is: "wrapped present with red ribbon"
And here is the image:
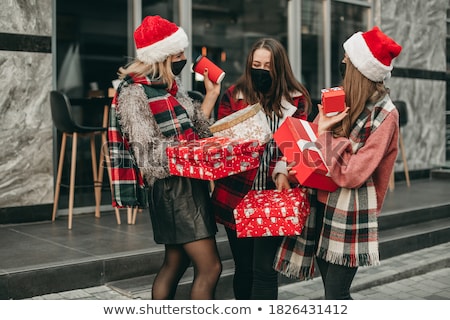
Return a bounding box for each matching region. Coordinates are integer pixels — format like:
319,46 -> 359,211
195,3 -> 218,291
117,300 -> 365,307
321,86 -> 346,117
234,188 -> 310,238
166,136 -> 261,180
273,117 -> 338,192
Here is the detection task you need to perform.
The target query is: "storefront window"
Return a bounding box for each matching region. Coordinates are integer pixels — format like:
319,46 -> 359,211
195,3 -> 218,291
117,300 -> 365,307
330,1 -> 369,87
54,0 -> 370,210
56,0 -> 130,210
301,0 -> 324,101
191,0 -> 289,94
142,1 -> 174,21
301,0 -> 369,100
56,0 -> 129,98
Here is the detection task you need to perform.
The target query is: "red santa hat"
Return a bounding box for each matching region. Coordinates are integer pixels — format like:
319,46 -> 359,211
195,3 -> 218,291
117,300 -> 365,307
343,26 -> 402,82
134,15 -> 189,65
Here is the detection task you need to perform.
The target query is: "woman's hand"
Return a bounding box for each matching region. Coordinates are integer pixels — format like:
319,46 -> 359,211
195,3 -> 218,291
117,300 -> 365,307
317,103 -> 349,136
200,68 -> 221,118
275,173 -> 291,191
275,157 -> 299,190
203,68 -> 221,97
285,158 -> 299,184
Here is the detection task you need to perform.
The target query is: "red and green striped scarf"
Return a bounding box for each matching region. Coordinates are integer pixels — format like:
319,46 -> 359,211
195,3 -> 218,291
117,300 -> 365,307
108,75 -> 197,208
126,75 -> 197,140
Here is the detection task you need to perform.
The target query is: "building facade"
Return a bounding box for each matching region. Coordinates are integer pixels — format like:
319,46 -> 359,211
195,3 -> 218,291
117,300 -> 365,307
0,0 -> 447,223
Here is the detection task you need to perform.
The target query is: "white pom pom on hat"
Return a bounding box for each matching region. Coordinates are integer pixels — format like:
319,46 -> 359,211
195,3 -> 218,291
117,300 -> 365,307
343,26 -> 402,82
134,15 -> 189,65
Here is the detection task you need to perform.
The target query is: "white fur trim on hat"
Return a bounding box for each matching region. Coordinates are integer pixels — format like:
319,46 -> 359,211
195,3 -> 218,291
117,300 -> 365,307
136,27 -> 188,65
343,32 -> 392,82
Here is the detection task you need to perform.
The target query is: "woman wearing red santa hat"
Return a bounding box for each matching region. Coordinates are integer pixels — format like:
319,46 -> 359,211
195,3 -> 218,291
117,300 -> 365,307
108,15 -> 222,299
274,26 -> 402,300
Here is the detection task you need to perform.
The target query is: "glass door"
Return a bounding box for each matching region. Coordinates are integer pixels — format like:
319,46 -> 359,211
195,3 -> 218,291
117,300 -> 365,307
55,0 -> 129,210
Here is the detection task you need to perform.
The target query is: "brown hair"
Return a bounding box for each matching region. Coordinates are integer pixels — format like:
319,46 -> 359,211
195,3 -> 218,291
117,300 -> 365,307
234,38 -> 311,117
332,60 -> 388,137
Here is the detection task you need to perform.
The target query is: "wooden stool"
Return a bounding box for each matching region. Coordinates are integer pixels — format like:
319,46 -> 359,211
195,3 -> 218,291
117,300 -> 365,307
50,91 -> 107,229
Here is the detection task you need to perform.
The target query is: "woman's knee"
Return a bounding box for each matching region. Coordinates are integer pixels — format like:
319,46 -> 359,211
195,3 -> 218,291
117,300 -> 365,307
200,254 -> 222,278
163,245 -> 190,271
210,258 -> 223,278
184,238 -> 222,277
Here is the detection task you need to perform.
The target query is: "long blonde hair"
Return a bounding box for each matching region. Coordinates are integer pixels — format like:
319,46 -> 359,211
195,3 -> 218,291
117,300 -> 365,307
332,60 -> 388,138
117,58 -> 174,88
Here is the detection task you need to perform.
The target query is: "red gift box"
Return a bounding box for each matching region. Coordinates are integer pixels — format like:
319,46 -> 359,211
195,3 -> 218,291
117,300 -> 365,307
321,87 -> 345,116
166,136 -> 261,180
234,188 -> 310,238
273,117 -> 338,192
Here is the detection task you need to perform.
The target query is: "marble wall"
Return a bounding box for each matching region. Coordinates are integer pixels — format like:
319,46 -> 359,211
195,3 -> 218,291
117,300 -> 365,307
0,0 -> 53,208
378,0 -> 447,171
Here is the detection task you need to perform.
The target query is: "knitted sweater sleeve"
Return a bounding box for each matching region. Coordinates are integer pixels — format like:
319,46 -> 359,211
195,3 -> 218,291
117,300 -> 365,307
117,85 -> 173,185
315,111 -> 399,190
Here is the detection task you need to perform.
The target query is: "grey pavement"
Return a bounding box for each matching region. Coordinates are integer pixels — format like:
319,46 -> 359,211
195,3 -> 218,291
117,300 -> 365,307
27,241 -> 450,300
3,177 -> 447,300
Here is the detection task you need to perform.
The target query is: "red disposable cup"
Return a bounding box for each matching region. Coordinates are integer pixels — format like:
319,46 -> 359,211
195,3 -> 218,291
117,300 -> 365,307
193,55 -> 225,84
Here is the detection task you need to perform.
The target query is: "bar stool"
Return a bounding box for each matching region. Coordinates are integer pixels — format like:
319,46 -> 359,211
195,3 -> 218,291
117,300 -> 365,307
50,90 -> 107,229
389,100 -> 411,191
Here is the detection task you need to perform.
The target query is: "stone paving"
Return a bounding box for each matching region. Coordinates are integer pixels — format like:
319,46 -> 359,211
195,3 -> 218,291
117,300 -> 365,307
278,267 -> 450,300
353,268 -> 450,300
28,242 -> 450,300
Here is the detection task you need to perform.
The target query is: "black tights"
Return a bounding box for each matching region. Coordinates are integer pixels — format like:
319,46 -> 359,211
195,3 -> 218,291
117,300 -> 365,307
225,226 -> 282,300
315,201 -> 358,300
151,237 -> 222,300
315,257 -> 358,300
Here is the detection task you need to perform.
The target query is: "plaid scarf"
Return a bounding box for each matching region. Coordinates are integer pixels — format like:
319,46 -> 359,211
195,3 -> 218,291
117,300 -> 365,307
108,75 -> 197,208
127,76 -> 197,140
274,95 -> 395,279
108,89 -> 148,208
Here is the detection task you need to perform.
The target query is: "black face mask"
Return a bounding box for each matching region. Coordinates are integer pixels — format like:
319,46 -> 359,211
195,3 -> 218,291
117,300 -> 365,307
339,62 -> 346,79
250,68 -> 272,93
171,59 -> 187,76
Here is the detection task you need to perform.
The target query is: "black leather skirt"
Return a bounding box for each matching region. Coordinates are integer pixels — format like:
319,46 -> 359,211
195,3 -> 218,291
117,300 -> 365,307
148,176 -> 217,244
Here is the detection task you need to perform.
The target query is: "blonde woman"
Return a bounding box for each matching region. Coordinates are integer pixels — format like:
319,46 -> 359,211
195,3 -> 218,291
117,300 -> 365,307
108,16 -> 222,299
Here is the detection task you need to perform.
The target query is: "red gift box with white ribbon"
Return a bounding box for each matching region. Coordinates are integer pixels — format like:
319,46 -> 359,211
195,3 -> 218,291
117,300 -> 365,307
166,136 -> 261,180
233,188 -> 310,238
321,86 -> 346,117
273,117 -> 338,192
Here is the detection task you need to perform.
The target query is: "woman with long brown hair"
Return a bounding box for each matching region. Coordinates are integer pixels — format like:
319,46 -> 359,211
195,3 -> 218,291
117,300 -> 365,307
275,26 -> 402,300
211,37 -> 311,299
